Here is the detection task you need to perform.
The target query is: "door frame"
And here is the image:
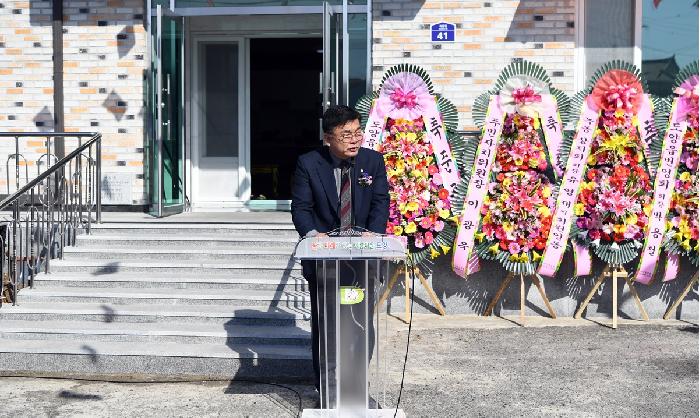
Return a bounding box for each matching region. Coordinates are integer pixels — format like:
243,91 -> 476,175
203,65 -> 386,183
186,27 -> 323,211
189,33 -> 247,207
147,2 -> 186,217
149,2 -> 370,212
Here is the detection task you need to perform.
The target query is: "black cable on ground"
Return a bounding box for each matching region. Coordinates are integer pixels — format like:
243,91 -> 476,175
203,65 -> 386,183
0,375 -> 304,418
394,263 -> 416,418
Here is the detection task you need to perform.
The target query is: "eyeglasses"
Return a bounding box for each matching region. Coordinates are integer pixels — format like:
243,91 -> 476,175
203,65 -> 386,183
335,129 -> 364,143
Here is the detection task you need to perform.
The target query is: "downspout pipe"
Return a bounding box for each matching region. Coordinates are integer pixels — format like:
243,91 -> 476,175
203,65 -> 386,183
52,0 -> 65,158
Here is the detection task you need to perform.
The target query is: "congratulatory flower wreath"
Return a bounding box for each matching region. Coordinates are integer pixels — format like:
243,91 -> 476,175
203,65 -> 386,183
546,61 -> 665,275
635,61 -> 700,283
356,65 -> 467,268
664,63 -> 700,269
451,61 -> 569,277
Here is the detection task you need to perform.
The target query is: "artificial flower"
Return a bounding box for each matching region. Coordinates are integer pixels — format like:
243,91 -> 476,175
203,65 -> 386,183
477,106 -> 556,270
380,117 -> 455,252
573,73 -> 653,250
666,77 -> 699,259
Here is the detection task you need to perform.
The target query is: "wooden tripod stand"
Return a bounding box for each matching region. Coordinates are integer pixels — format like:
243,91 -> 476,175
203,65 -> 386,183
663,271 -> 699,320
574,265 -> 649,329
483,273 -> 557,323
376,264 -> 446,322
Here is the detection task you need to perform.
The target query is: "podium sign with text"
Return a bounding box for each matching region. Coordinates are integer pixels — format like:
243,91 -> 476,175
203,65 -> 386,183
295,235 -> 407,418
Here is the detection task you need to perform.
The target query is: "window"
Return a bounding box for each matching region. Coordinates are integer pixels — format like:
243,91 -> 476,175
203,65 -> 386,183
642,0 -> 699,95
579,0 -> 699,94
580,0 -> 636,85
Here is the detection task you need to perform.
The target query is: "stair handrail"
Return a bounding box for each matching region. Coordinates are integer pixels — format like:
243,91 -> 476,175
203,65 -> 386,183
0,132 -> 102,306
0,132 -> 102,216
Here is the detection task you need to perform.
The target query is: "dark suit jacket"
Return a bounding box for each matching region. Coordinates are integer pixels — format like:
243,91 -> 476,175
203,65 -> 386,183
291,146 -> 390,241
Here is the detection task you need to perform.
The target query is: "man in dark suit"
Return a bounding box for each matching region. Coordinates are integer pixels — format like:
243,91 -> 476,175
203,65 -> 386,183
291,105 -> 390,396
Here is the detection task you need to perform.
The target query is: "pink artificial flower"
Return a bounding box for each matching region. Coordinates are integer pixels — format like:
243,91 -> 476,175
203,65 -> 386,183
671,216 -> 681,227
512,85 -> 542,106
508,242 -> 521,254
424,231 -> 434,245
681,150 -> 699,171
414,234 -> 425,248
495,227 -> 505,240
624,224 -> 640,239
434,220 -> 445,232
600,189 -> 633,217
605,84 -> 638,111
589,70 -> 643,112
390,87 -> 417,109
675,75 -> 699,123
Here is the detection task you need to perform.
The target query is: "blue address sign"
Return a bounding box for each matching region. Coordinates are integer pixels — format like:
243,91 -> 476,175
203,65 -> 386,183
431,22 -> 455,42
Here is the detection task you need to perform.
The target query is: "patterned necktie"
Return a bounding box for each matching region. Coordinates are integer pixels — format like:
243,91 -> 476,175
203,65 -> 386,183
339,160 -> 352,230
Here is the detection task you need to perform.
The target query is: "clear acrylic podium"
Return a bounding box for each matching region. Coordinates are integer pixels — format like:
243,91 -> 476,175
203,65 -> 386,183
294,234 -> 407,418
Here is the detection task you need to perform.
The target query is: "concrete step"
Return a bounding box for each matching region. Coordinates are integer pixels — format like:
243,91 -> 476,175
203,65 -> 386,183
61,247 -> 297,262
0,338 -> 312,381
0,320 -> 310,346
0,219 -> 316,381
87,223 -> 299,238
32,273 -> 308,291
17,287 -> 310,307
0,302 -> 310,326
75,234 -> 299,249
47,259 -> 302,275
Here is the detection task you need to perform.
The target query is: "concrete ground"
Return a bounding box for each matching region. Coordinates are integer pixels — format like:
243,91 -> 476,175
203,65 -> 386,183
0,315 -> 697,418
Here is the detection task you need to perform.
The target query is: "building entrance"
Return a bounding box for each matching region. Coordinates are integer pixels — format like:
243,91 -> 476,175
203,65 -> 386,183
147,2 -> 369,215
249,37 -> 322,202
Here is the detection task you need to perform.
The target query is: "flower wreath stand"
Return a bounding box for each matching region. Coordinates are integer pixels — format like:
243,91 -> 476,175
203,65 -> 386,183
574,265 -> 648,329
482,272 -> 557,323
375,262 -> 446,323
545,61 -> 663,328
357,64 -> 469,319
663,271 -> 699,320
452,61 -> 570,322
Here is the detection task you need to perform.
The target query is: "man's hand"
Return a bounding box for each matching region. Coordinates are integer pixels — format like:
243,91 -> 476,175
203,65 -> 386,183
361,231 -> 375,237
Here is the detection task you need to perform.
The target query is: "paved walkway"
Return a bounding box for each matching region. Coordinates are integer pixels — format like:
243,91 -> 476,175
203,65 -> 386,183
1,316 -> 697,417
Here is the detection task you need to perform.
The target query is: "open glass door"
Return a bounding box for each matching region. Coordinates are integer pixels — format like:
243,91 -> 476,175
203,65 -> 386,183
323,1 -> 344,111
148,3 -> 185,217
323,2 -> 369,112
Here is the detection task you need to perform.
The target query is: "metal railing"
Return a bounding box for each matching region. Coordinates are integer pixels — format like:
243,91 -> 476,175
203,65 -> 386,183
0,133 -> 101,306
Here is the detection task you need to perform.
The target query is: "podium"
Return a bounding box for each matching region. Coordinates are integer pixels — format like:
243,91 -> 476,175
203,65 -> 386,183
294,234 -> 408,418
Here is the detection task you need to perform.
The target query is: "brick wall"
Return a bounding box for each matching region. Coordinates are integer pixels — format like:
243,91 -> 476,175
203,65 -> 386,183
2,1 -> 577,205
0,0 -> 55,192
371,0 -> 576,130
0,0 -> 147,203
62,0 -> 147,205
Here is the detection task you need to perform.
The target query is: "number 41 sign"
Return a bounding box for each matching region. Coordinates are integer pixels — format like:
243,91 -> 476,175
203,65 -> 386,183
431,22 -> 455,42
